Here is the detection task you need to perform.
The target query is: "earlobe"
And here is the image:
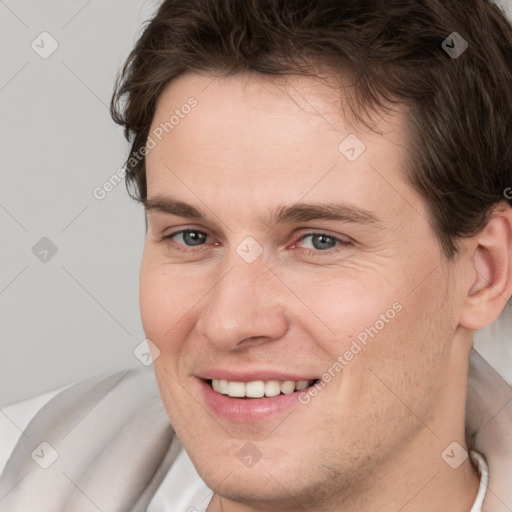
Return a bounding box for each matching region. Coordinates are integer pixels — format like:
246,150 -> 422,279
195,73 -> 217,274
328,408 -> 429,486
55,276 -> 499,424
460,204 -> 512,330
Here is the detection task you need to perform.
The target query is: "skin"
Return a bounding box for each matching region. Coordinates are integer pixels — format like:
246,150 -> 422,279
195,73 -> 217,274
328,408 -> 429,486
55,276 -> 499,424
139,70 -> 512,511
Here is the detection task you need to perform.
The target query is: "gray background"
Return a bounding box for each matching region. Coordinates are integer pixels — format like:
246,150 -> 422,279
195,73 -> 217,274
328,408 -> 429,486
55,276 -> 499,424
1,0 -> 511,406
0,0 -> 162,406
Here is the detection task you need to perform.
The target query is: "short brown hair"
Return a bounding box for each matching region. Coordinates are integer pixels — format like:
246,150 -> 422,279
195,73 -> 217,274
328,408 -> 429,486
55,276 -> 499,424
110,0 -> 512,258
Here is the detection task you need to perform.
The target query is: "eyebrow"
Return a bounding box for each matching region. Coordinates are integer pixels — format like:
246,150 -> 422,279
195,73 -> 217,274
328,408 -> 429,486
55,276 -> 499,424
143,195 -> 382,227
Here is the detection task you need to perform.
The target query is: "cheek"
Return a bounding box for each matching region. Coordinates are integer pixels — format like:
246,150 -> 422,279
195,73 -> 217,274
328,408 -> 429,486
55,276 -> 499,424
297,261 -> 452,400
139,266 -> 170,344
342,273 -> 454,426
279,266 -> 403,351
139,254 -> 200,344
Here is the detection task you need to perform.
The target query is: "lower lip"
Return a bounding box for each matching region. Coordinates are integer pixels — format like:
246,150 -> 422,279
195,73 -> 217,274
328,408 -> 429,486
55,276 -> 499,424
199,379 -> 310,422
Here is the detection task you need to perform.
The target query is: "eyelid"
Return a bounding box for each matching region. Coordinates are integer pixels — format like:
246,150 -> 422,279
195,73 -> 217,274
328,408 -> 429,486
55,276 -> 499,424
290,231 -> 352,251
158,222 -> 213,238
159,228 -> 352,256
159,228 -> 214,247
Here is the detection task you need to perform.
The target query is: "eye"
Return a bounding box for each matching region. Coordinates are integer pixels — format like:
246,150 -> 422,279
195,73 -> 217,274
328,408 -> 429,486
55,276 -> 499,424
160,229 -> 213,251
173,230 -> 208,246
293,232 -> 351,254
300,233 -> 338,250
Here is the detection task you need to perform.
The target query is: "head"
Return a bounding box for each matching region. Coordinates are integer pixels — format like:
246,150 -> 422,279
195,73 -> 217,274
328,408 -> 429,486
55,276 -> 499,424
111,1 -> 512,510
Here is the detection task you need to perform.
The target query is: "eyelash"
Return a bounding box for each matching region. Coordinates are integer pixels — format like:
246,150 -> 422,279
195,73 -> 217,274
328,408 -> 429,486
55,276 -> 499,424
158,230 -> 351,257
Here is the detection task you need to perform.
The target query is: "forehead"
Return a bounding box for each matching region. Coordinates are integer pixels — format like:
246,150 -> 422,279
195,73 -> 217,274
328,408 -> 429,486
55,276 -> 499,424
144,71 -> 422,227
148,70 -> 393,157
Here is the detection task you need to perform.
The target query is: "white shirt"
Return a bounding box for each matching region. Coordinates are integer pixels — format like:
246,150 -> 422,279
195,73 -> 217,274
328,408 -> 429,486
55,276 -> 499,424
0,385 -> 488,512
0,385 -> 213,512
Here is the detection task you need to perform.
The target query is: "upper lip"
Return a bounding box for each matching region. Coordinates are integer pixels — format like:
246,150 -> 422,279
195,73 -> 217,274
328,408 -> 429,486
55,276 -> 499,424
197,369 -> 318,382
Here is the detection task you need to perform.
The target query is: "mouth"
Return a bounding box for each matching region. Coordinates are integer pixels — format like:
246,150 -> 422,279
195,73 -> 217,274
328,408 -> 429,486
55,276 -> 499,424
197,374 -> 322,422
206,378 -> 320,398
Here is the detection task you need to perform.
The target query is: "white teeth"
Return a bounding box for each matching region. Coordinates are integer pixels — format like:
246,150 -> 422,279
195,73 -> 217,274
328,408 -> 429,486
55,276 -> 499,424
294,380 -> 310,391
245,381 -> 265,398
218,380 -> 229,394
210,378 -> 316,398
281,380 -> 296,394
228,381 -> 246,398
264,380 -> 281,397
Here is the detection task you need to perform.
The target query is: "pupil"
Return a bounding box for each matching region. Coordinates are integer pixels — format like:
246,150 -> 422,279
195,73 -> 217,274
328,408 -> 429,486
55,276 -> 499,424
312,234 -> 335,250
184,231 -> 206,246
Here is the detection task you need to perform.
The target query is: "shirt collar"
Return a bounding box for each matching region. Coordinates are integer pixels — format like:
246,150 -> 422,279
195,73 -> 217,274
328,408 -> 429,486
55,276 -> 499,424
466,349 -> 512,511
469,450 -> 489,512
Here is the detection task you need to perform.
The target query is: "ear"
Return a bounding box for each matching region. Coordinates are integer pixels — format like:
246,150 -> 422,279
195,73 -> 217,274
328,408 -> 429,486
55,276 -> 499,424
459,202 -> 512,330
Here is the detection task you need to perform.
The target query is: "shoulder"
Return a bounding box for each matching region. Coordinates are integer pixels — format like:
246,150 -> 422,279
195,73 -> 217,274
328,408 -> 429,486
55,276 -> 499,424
0,382 -> 73,477
0,367 -> 160,478
0,368 -> 177,510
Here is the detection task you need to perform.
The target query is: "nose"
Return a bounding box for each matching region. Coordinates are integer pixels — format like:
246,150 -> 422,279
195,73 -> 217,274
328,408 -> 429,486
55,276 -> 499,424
195,256 -> 289,351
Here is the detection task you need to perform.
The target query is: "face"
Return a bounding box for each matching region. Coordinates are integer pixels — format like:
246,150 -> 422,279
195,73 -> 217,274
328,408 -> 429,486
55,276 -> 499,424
140,71 -> 463,510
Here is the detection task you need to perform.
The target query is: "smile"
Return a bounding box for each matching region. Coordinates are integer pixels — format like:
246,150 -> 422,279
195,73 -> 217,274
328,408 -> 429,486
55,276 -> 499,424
209,378 -> 318,398
198,373 -> 323,421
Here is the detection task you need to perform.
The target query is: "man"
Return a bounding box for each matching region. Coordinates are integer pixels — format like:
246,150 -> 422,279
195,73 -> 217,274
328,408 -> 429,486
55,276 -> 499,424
1,0 -> 512,510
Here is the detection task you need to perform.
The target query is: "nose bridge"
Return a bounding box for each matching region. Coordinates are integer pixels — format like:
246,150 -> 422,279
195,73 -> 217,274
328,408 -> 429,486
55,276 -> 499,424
196,251 -> 288,348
